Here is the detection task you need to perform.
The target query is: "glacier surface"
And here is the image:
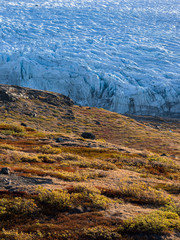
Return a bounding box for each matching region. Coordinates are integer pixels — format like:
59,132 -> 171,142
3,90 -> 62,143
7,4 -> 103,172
0,0 -> 180,117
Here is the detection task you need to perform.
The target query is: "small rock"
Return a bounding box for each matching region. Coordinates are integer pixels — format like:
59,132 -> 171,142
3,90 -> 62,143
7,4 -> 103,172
31,113 -> 37,117
21,123 -> 27,127
70,206 -> 84,214
1,167 -> 11,175
67,109 -> 73,114
56,137 -> 64,143
95,121 -> 100,125
161,153 -> 167,157
81,132 -> 96,140
4,178 -> 11,185
86,207 -> 91,212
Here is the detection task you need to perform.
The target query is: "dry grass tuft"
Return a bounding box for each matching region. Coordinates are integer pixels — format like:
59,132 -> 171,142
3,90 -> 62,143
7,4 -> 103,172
99,181 -> 173,206
34,145 -> 62,154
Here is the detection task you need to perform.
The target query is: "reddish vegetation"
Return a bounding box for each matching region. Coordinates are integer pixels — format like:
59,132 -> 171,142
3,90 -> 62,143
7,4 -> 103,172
0,85 -> 179,239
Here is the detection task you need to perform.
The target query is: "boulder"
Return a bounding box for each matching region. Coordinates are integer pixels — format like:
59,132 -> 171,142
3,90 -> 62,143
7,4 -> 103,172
1,167 -> 11,175
21,123 -> 27,127
81,132 -> 95,140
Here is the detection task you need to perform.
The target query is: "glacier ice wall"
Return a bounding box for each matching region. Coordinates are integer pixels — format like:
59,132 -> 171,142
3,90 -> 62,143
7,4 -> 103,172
0,0 -> 180,117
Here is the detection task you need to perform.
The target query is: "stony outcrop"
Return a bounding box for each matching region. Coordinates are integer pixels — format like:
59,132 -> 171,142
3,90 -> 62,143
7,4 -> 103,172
0,84 -> 74,107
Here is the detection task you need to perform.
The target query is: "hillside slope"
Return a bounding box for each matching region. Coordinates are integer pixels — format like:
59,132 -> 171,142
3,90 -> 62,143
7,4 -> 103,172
0,85 -> 179,240
0,84 -> 179,155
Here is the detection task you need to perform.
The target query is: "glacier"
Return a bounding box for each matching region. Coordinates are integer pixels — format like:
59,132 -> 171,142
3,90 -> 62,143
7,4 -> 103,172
0,0 -> 180,117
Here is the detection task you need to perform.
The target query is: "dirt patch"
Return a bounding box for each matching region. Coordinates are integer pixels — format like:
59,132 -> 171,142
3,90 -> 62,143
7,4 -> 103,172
0,173 -> 54,193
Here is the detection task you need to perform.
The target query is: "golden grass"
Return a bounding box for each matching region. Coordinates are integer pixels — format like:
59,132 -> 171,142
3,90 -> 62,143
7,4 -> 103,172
13,166 -> 103,182
99,181 -> 174,206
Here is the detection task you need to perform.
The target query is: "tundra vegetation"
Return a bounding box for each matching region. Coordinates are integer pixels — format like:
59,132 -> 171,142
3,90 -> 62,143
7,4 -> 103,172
0,86 -> 179,239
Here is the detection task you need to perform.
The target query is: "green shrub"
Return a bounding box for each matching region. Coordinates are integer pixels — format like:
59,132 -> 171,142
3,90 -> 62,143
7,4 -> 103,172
37,186 -> 110,212
72,185 -> 101,195
38,188 -> 71,211
155,183 -> 180,195
119,210 -> 180,234
161,202 -> 180,215
0,124 -> 25,136
0,198 -> 38,217
1,130 -> 25,137
35,145 -> 61,154
0,124 -> 25,133
71,185 -> 110,210
147,156 -> 180,174
0,144 -> 17,150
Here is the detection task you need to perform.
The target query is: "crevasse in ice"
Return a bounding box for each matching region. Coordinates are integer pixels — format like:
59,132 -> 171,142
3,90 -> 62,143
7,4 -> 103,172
0,0 -> 180,117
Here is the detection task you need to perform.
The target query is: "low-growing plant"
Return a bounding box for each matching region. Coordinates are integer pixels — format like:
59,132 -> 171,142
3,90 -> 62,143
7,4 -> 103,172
1,130 -> 25,137
38,154 -> 57,163
0,150 -> 22,163
0,197 -> 38,218
119,210 -> 180,234
96,139 -> 106,143
35,145 -> 61,154
31,132 -> 47,138
0,124 -> 25,136
154,183 -> 180,195
64,157 -> 117,170
8,152 -> 40,163
14,166 -> 99,181
147,160 -> 179,175
37,188 -> 71,212
21,156 -> 41,163
82,226 -> 121,240
0,124 -> 25,133
0,144 -> 17,150
148,156 -> 172,164
25,127 -> 36,132
37,186 -> 110,213
0,229 -> 35,240
62,153 -> 82,161
100,182 -> 173,206
72,185 -> 101,195
71,185 -> 110,210
161,202 -> 180,215
50,170 -> 98,182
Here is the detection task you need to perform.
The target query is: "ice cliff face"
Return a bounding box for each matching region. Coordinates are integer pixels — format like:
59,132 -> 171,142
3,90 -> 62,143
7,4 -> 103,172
0,0 -> 180,117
